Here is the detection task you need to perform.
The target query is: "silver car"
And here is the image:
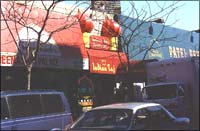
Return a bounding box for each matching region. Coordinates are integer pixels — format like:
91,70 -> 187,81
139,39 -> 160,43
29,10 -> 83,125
68,102 -> 190,130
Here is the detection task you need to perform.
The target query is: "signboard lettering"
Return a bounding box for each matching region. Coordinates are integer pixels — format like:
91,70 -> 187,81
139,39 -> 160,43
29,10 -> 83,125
189,49 -> 199,57
90,59 -> 116,74
168,46 -> 199,58
148,49 -> 163,59
1,55 -> 16,66
90,35 -> 110,50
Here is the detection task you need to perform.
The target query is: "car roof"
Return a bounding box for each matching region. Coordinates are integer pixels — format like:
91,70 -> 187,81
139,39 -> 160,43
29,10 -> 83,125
92,102 -> 160,113
1,89 -> 62,97
144,82 -> 182,87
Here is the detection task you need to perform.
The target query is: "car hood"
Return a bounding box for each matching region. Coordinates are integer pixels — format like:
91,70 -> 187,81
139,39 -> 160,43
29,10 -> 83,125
68,129 -> 118,131
68,127 -> 130,131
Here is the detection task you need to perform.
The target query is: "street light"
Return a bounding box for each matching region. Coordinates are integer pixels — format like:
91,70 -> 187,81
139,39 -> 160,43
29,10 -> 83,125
190,29 -> 199,43
193,29 -> 200,33
148,18 -> 165,35
150,18 -> 165,23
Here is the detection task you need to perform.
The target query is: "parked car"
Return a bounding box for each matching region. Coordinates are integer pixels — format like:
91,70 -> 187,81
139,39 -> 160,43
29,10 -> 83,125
67,102 -> 190,130
1,89 -> 73,130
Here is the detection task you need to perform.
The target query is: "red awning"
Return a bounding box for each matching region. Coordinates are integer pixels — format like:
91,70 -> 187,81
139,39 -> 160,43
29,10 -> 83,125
1,2 -> 88,69
1,1 -> 87,57
1,1 -> 128,73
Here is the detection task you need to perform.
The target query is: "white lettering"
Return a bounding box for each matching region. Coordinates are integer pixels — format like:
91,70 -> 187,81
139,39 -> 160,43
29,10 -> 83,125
169,46 -> 199,58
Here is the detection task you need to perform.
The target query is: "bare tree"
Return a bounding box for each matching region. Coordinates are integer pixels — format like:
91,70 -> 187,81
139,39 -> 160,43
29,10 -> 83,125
119,1 -> 184,64
1,1 -> 91,90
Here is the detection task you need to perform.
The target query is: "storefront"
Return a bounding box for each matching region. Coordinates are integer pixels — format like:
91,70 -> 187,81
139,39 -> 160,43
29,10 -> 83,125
1,1 -> 128,118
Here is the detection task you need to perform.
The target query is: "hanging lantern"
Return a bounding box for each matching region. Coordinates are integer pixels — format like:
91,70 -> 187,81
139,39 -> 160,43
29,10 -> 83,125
101,19 -> 121,37
80,19 -> 94,33
112,22 -> 121,36
101,19 -> 111,37
76,9 -> 85,21
76,9 -> 94,33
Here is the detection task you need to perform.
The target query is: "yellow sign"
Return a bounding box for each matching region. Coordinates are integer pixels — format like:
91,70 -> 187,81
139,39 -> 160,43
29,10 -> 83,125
78,100 -> 93,106
83,32 -> 90,48
110,37 -> 118,51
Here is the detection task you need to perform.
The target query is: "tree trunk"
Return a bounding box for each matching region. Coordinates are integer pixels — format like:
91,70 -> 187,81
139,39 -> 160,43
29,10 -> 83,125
126,44 -> 130,70
27,64 -> 32,90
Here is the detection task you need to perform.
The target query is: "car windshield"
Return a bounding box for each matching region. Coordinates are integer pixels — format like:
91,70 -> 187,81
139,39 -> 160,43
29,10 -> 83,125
73,109 -> 133,130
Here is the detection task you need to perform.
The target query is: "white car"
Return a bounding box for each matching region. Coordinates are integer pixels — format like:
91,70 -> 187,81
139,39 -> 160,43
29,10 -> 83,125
68,102 -> 190,130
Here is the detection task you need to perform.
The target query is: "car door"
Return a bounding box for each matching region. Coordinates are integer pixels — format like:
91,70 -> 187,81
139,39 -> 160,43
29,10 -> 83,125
145,106 -> 175,130
41,94 -> 70,130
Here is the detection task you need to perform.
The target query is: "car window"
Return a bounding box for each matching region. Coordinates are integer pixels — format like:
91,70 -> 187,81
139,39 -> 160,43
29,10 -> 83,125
134,106 -> 171,129
134,108 -> 149,128
42,94 -> 65,114
8,95 -> 42,119
74,109 -> 133,129
146,106 -> 170,122
1,97 -> 10,120
144,85 -> 177,100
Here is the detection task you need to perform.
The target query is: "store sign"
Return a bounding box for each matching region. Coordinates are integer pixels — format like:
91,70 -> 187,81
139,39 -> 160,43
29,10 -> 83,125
0,52 -> 88,70
0,52 -> 17,66
90,58 -> 117,74
148,49 -> 163,59
0,53 -> 59,67
189,49 -> 199,57
168,46 -> 199,58
77,75 -> 94,108
90,35 -> 110,50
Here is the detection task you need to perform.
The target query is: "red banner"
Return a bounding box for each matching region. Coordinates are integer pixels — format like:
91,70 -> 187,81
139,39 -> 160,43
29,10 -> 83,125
88,50 -> 127,74
90,58 -> 117,74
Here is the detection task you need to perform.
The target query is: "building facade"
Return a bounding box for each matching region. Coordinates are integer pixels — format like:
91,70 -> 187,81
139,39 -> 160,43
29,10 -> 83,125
120,16 -> 199,61
1,1 -> 127,118
1,1 -> 199,118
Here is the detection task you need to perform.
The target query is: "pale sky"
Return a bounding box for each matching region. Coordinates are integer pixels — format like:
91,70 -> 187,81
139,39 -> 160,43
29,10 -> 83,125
64,1 -> 199,31
121,1 -> 199,31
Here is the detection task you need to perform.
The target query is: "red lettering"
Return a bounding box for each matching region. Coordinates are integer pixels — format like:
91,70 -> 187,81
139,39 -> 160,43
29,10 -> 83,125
1,55 -> 16,65
7,56 -> 12,64
1,55 -> 6,64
